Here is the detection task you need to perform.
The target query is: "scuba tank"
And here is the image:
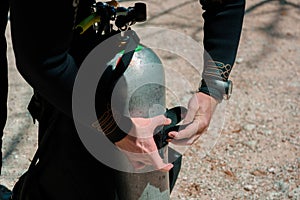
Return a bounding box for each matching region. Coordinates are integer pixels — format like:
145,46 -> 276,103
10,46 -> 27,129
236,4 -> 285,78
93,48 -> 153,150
74,1 -> 183,199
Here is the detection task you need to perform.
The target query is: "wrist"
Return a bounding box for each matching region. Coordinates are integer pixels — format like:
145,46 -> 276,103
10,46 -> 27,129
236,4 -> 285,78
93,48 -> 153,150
198,79 -> 233,102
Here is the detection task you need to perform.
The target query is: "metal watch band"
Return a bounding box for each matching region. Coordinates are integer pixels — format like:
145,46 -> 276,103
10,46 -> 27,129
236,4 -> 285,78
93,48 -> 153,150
198,79 -> 232,102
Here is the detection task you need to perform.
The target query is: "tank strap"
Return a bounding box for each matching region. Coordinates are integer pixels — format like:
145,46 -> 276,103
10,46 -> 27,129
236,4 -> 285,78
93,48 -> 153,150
94,30 -> 140,143
111,30 -> 140,84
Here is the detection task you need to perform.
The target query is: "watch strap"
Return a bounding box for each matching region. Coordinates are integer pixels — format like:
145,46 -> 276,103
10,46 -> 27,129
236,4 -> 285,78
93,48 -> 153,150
199,79 -> 232,102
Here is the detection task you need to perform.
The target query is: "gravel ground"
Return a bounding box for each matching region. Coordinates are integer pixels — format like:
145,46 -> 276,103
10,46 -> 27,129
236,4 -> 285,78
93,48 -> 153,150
1,0 -> 299,199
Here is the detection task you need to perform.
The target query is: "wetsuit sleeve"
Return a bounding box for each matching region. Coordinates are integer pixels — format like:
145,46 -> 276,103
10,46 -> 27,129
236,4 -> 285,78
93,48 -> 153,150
199,0 -> 245,100
9,0 -> 96,117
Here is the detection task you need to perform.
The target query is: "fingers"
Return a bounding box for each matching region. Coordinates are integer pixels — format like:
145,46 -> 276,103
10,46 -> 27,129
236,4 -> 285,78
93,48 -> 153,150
169,117 -> 208,140
150,114 -> 171,129
132,115 -> 171,129
116,135 -> 173,172
125,150 -> 173,172
169,134 -> 201,146
148,150 -> 173,172
131,161 -> 146,170
167,93 -> 213,145
167,118 -> 208,146
169,120 -> 200,140
130,115 -> 171,139
137,142 -> 173,171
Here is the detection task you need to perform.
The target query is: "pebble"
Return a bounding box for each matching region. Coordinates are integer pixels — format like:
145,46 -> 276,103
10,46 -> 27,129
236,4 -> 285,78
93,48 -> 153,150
243,140 -> 257,150
235,58 -> 244,64
288,81 -> 300,88
250,169 -> 267,176
244,185 -> 253,191
243,124 -> 256,131
268,167 -> 276,173
274,181 -> 289,192
269,192 -> 281,199
263,129 -> 272,135
288,187 -> 300,199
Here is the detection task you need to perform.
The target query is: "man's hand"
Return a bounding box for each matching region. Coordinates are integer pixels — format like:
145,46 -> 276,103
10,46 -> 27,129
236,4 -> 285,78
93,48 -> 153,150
115,115 -> 173,172
168,92 -> 218,145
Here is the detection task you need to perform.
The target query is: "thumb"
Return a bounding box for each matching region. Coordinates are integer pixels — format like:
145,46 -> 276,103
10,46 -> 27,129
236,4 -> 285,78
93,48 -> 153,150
150,115 -> 171,129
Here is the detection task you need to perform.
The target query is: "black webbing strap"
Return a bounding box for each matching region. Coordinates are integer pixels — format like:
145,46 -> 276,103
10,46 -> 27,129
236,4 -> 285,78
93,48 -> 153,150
111,30 -> 140,87
96,30 -> 140,143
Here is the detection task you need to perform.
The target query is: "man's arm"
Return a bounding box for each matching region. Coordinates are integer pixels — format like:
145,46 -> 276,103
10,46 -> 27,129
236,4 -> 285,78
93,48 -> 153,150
169,0 -> 246,144
199,0 -> 245,101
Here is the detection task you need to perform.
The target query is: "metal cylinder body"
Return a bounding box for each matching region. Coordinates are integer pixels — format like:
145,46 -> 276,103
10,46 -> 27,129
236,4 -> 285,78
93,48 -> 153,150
109,44 -> 170,200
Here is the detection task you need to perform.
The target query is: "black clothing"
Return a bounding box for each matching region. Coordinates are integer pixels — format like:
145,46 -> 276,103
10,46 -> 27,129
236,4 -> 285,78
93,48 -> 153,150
0,0 -> 9,175
200,0 -> 245,71
9,1 -> 117,199
27,95 -> 116,200
10,0 -> 81,117
199,0 -> 245,101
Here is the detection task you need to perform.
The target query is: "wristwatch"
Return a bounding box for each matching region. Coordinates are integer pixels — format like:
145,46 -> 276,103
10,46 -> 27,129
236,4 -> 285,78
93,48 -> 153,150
198,79 -> 233,102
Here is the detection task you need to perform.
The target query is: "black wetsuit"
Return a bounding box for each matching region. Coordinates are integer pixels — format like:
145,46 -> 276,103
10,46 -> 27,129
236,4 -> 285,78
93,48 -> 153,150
9,1 -> 116,199
7,0 -> 245,199
0,0 -> 9,176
